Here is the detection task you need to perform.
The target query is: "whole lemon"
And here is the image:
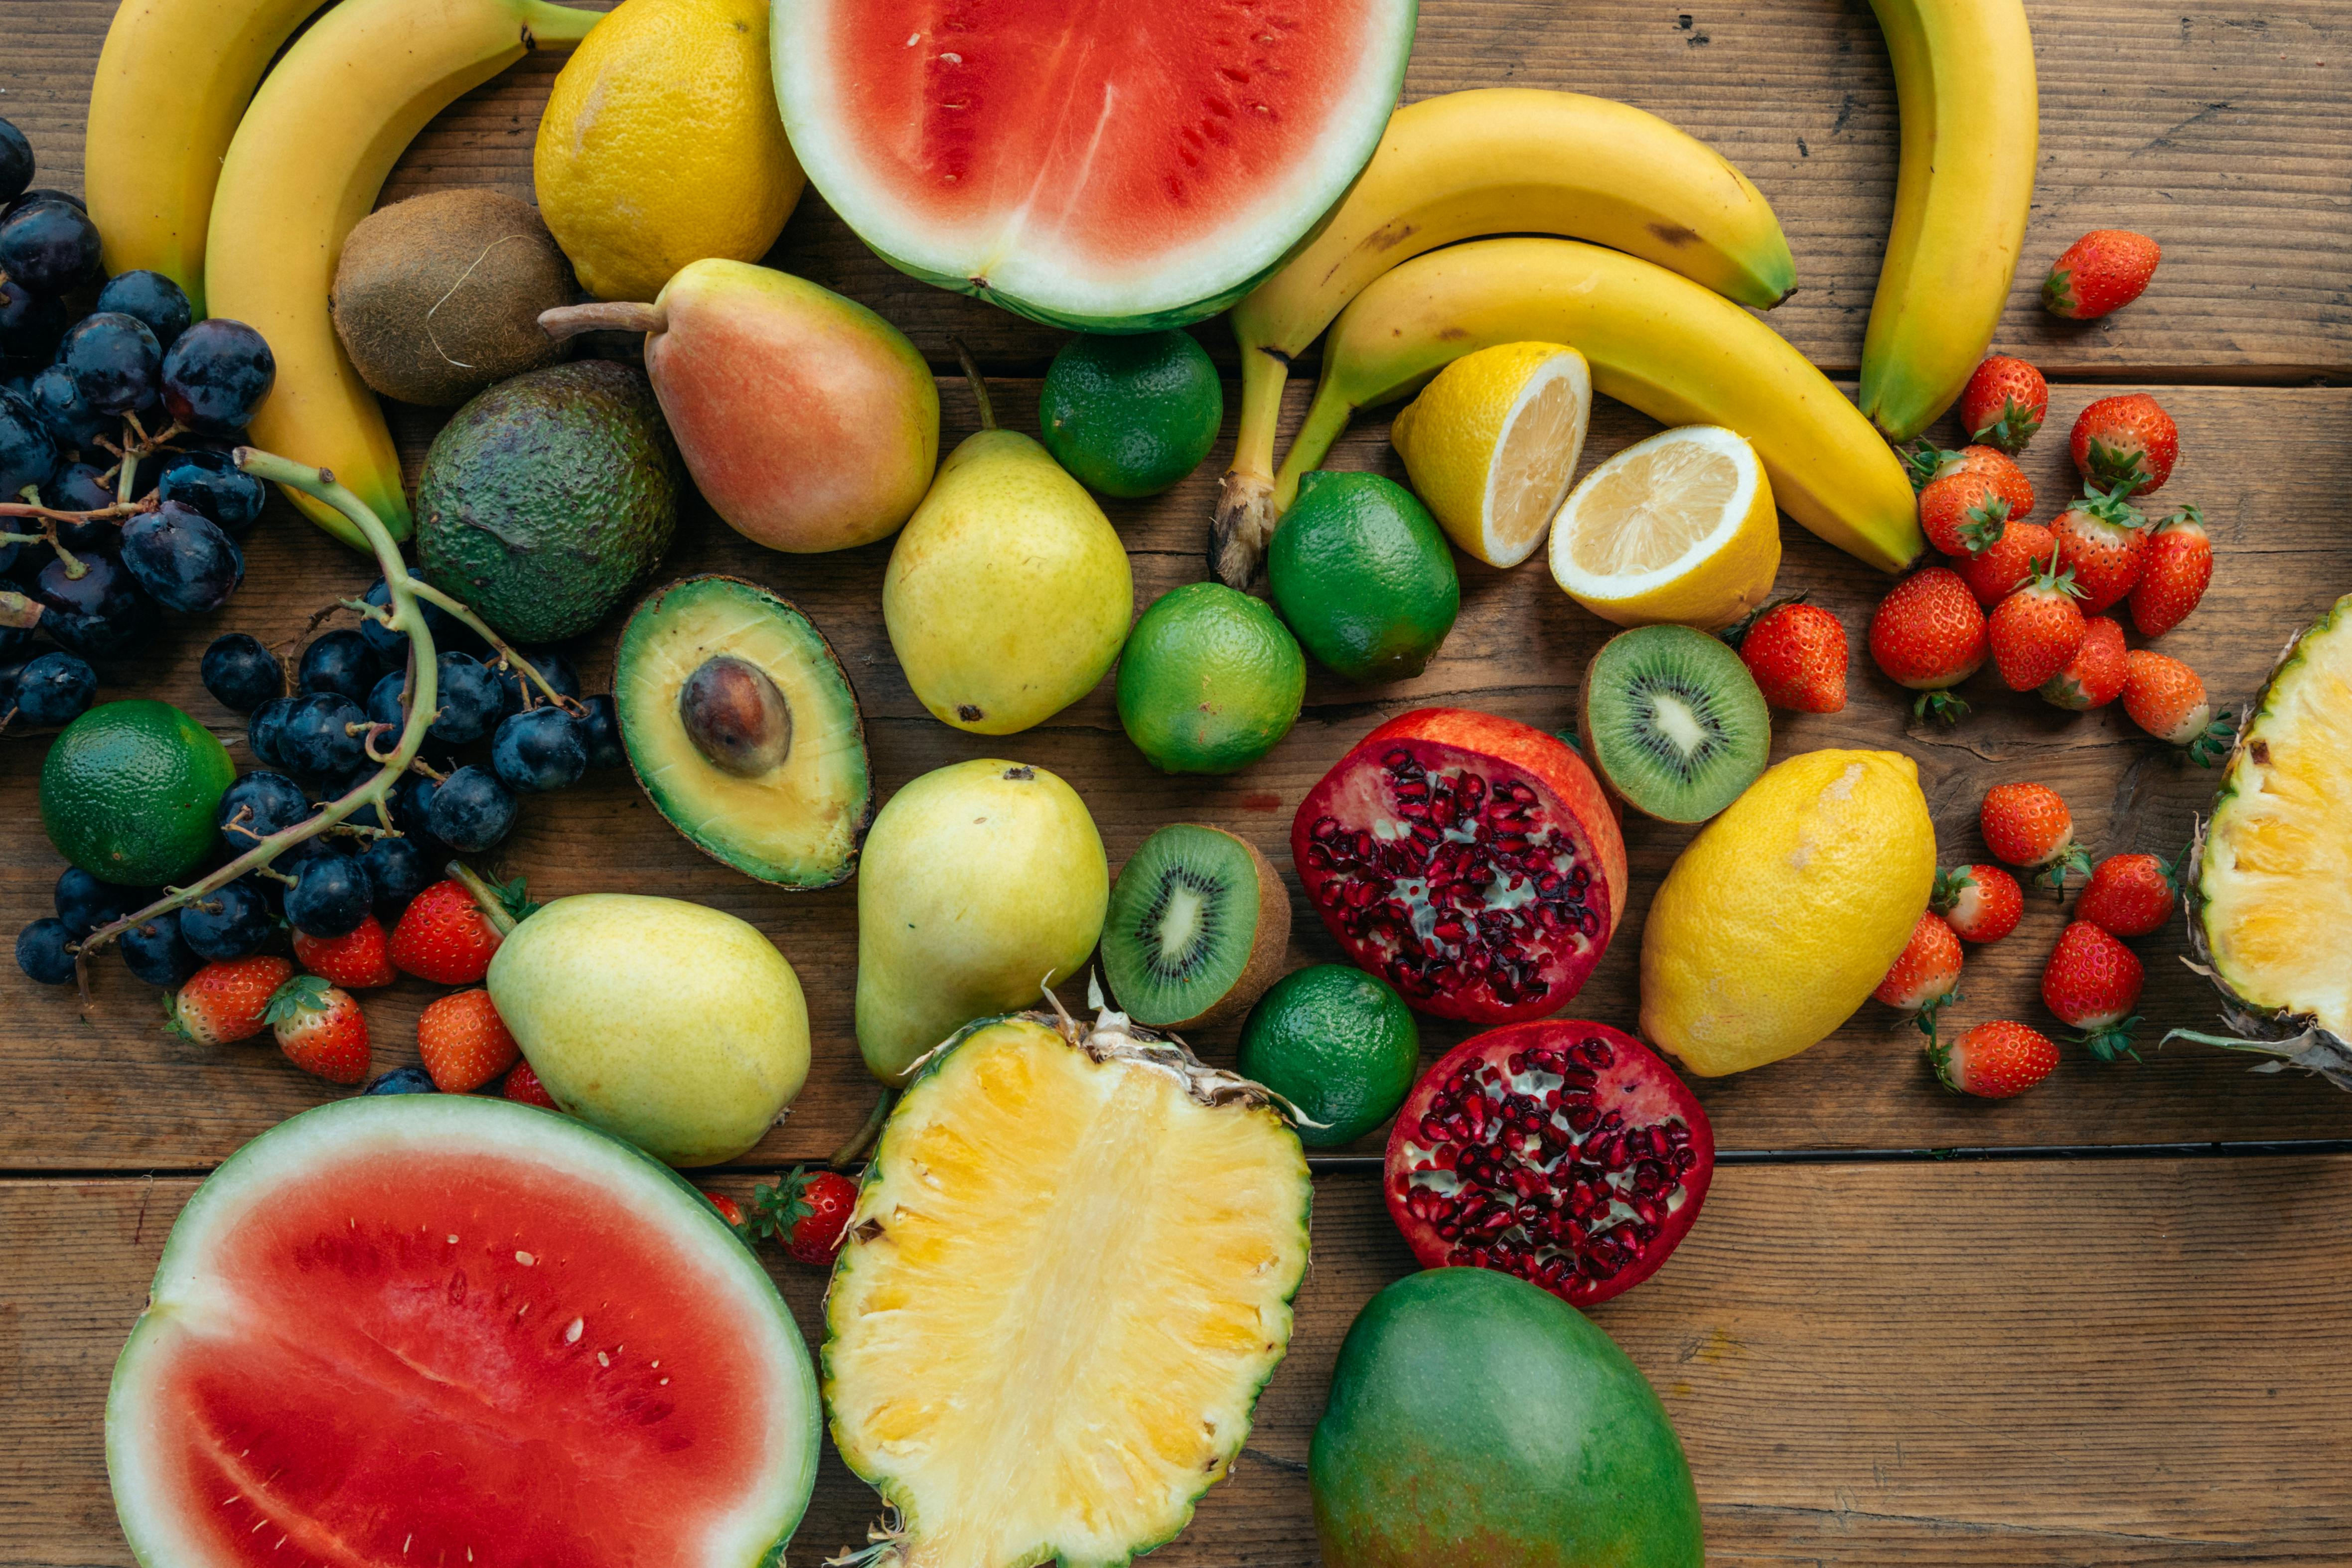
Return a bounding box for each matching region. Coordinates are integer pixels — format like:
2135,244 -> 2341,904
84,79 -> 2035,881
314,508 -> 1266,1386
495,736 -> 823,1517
534,0 -> 803,302
1640,748 -> 1934,1076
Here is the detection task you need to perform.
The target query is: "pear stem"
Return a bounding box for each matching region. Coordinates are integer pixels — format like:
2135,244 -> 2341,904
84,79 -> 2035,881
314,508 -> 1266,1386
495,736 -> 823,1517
829,1088 -> 894,1169
539,301 -> 666,341
949,337 -> 995,431
447,859 -> 520,936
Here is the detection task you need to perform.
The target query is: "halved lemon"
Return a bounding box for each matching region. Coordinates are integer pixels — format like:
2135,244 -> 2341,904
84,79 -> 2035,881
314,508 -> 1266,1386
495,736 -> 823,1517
1389,342 -> 1591,568
1548,425 -> 1781,629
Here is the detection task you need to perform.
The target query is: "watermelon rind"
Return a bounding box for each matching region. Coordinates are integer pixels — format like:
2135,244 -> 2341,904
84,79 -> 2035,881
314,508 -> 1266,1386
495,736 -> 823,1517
105,1095 -> 820,1568
770,0 -> 1420,332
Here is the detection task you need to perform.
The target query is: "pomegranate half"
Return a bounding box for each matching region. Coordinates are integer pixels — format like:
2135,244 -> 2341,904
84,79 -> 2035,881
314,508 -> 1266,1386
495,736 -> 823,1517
1292,708 -> 1627,1022
1385,1020 -> 1714,1306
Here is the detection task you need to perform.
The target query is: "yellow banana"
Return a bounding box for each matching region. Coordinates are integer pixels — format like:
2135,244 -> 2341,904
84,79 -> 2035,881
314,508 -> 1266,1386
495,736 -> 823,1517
1855,0 -> 2038,441
84,0 -> 327,316
1214,87 -> 1799,586
206,0 -> 604,548
1273,238 -> 1923,574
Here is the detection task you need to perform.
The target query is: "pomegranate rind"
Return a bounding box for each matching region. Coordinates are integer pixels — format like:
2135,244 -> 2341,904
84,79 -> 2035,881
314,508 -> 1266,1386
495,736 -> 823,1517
1384,1020 -> 1714,1307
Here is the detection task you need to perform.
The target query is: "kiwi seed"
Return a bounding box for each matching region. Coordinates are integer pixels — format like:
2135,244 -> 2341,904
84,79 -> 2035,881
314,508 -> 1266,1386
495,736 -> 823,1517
1578,624 -> 1770,824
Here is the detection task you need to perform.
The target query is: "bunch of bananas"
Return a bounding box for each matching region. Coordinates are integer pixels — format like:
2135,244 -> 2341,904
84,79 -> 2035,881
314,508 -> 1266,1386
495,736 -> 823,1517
84,0 -> 607,547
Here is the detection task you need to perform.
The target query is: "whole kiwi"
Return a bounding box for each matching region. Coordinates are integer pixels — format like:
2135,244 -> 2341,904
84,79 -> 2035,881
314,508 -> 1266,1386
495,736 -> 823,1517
331,189 -> 572,407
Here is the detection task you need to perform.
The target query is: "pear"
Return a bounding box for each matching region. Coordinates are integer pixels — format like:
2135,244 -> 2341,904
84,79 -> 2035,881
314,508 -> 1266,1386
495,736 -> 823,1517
485,892 -> 810,1167
539,259 -> 938,553
855,758 -> 1109,1083
883,364 -> 1134,735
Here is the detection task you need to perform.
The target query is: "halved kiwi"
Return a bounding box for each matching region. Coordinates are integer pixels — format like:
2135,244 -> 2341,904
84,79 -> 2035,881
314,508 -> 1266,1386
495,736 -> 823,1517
1102,824 -> 1290,1031
1578,624 -> 1770,823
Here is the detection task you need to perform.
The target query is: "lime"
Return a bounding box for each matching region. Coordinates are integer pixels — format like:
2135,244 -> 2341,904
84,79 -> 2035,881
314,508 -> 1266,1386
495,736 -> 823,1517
1116,582 -> 1305,773
1040,330 -> 1223,498
41,701 -> 235,885
1238,964 -> 1421,1147
1266,470 -> 1460,682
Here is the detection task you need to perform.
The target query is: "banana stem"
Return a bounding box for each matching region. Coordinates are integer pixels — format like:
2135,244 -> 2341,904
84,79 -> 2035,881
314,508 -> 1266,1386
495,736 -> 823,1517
516,0 -> 608,47
1229,340 -> 1291,485
1270,382 -> 1362,514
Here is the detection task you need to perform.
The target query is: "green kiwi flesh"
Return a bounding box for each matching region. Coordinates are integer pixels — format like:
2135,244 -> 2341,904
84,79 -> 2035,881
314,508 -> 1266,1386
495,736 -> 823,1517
1102,824 -> 1290,1031
1578,624 -> 1770,824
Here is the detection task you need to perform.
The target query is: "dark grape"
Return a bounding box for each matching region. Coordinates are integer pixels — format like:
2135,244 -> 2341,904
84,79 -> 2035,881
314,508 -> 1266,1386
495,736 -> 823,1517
120,500 -> 245,614
47,461 -> 124,537
0,199 -> 103,296
32,550 -> 155,659
495,647 -> 580,716
120,909 -> 201,988
216,770 -> 310,852
155,449 -> 266,535
388,772 -> 443,846
365,668 -> 410,732
577,694 -> 624,769
0,279 -> 67,363
95,271 -> 193,353
24,365 -> 112,454
359,835 -> 429,911
160,317 -> 276,433
427,764 -> 518,853
0,188 -> 81,221
16,917 -> 78,985
0,118 -> 30,206
55,867 -> 153,938
357,575 -> 481,660
0,651 -> 30,712
178,877 -> 277,961
429,651 -> 504,743
296,627 -> 380,702
58,312 -> 162,416
200,632 -> 283,712
279,692 -> 365,778
286,854 -> 370,938
13,649 -> 96,726
363,1065 -> 439,1096
0,386 -> 60,497
247,694 -> 295,769
492,706 -> 587,793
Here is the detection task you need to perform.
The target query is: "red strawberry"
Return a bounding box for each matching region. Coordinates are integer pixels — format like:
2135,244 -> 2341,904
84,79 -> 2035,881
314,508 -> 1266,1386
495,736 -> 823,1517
264,975 -> 370,1084
1959,355 -> 2049,452
389,875 -> 528,985
1988,558 -> 2086,691
292,915 -> 396,989
1728,598 -> 1847,713
2076,851 -> 2181,940
1931,863 -> 2024,944
2038,613 -> 2128,711
1873,911 -> 1964,1026
1907,442 -> 2037,514
2070,394 -> 2178,496
416,988 -> 521,1093
2041,919 -> 2145,1060
2042,230 -> 2160,320
1917,472 -> 2014,558
1957,518 -> 2055,607
703,1191 -> 747,1235
2048,484 -> 2148,612
749,1166 -> 861,1267
1930,1019 -> 2059,1098
503,1060 -> 560,1109
166,956 -> 295,1046
2127,504 -> 2212,637
1980,781 -> 2091,893
1868,567 -> 1987,723
2121,649 -> 2232,764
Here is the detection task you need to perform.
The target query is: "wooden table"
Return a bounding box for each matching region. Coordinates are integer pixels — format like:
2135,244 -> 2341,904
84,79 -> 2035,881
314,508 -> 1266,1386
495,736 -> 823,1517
5,1 -> 2350,1563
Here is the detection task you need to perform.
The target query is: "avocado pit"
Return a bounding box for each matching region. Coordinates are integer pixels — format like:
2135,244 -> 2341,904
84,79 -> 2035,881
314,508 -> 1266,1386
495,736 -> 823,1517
681,655 -> 793,777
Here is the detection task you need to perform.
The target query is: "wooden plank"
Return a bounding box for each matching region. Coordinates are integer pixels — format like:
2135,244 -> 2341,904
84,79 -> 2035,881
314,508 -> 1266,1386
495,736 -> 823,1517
4,382 -> 2352,1168
8,1160 -> 2350,1567
0,0 -> 2346,378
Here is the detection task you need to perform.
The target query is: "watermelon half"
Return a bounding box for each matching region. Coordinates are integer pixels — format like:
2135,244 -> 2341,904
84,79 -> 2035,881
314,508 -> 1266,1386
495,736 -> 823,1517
105,1096 -> 820,1568
772,0 -> 1419,332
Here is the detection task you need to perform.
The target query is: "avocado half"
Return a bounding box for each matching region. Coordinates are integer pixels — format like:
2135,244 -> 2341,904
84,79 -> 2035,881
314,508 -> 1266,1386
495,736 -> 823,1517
615,576 -> 873,889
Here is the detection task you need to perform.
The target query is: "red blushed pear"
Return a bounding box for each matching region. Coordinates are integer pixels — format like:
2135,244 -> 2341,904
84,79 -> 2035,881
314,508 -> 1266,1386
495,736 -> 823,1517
541,259 -> 939,553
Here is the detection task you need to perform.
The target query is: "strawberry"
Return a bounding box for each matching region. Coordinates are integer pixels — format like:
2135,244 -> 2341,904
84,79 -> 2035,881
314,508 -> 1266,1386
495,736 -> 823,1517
2076,851 -> 2181,940
1958,355 -> 2049,452
388,873 -> 530,985
2041,919 -> 2145,1060
1727,598 -> 1847,713
2038,613 -> 2128,711
264,975 -> 370,1084
2047,484 -> 2148,612
2070,393 -> 2178,496
703,1191 -> 748,1236
2042,229 -> 2160,320
1932,863 -> 2024,944
1957,518 -> 2055,607
2127,504 -> 2212,637
166,956 -> 295,1046
292,915 -> 396,989
1980,781 -> 2091,893
748,1166 -> 861,1267
1918,472 -> 2013,558
1988,557 -> 2086,691
2121,649 -> 2232,765
1868,567 -> 1987,723
416,988 -> 521,1093
1873,910 -> 1963,1027
1929,1019 -> 2059,1098
1907,443 -> 2036,517
503,1060 -> 560,1109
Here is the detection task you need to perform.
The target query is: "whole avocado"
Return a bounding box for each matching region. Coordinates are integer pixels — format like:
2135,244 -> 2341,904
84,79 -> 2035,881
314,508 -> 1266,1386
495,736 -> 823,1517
415,360 -> 680,642
1311,1268 -> 1704,1567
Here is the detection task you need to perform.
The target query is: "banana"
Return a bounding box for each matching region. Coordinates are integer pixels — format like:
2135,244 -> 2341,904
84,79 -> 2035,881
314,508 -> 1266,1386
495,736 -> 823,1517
1855,0 -> 2038,441
205,0 -> 604,548
84,0 -> 327,316
1213,87 -> 1799,586
1272,238 -> 1923,574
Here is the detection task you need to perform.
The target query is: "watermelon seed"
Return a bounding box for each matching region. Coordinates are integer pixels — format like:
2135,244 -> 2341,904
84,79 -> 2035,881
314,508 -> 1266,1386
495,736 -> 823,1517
514,1250 -> 535,1266
596,1351 -> 609,1366
403,1536 -> 411,1554
565,1315 -> 584,1343
446,1235 -> 457,1244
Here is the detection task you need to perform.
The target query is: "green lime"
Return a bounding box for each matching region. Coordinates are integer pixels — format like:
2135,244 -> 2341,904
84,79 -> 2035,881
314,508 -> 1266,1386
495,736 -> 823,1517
1040,330 -> 1223,498
1116,582 -> 1305,773
1267,469 -> 1460,682
40,700 -> 235,885
1238,964 -> 1421,1147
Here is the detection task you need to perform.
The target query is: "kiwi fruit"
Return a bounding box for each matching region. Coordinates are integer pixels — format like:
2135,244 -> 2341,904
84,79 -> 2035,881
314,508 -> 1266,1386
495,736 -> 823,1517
331,190 -> 572,407
1102,824 -> 1291,1031
1578,624 -> 1770,823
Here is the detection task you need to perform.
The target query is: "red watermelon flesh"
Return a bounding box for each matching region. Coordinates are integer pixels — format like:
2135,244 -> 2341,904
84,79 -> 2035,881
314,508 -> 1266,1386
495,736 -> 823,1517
107,1097 -> 818,1568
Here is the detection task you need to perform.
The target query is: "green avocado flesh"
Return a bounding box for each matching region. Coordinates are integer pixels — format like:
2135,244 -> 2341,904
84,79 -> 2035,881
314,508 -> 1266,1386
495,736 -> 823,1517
616,574 -> 872,889
415,359 -> 680,642
1311,1268 -> 1704,1567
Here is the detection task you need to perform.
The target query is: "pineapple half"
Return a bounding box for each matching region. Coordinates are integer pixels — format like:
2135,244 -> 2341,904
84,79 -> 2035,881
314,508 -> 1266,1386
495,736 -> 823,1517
2177,591 -> 2352,1086
823,1005 -> 1312,1568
